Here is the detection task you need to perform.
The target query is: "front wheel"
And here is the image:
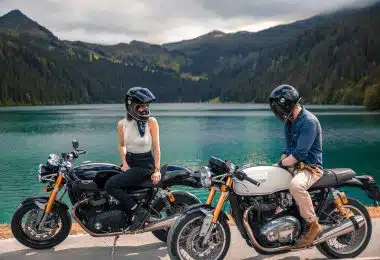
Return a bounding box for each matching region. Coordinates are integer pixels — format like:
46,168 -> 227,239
151,191 -> 201,242
167,211 -> 231,260
316,197 -> 372,259
11,202 -> 72,249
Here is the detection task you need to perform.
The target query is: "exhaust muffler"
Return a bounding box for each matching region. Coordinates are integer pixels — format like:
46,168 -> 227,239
313,215 -> 365,245
135,214 -> 180,233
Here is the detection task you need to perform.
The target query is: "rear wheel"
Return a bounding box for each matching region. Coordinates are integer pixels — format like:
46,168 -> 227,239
151,191 -> 200,242
11,202 -> 72,249
316,197 -> 372,259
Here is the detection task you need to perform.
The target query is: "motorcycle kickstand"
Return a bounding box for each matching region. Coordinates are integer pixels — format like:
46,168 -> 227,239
111,235 -> 120,259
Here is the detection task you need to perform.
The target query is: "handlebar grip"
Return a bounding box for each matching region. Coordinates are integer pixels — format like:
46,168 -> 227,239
244,175 -> 261,187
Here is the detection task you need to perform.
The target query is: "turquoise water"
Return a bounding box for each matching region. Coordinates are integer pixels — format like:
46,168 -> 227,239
0,104 -> 380,223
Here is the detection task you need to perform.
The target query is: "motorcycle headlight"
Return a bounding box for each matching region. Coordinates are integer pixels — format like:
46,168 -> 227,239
200,166 -> 212,188
47,154 -> 60,167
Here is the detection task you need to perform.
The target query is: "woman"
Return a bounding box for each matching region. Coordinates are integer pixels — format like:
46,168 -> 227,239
105,86 -> 161,231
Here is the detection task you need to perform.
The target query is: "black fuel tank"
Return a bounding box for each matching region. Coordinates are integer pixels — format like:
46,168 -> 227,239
73,163 -> 122,189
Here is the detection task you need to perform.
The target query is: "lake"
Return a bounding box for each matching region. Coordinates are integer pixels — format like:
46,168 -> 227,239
0,103 -> 380,223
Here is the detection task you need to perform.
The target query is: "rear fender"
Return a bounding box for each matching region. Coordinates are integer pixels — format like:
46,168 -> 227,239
19,197 -> 69,211
338,175 -> 380,205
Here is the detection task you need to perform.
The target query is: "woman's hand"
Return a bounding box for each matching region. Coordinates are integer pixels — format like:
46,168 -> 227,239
121,162 -> 129,171
151,170 -> 161,184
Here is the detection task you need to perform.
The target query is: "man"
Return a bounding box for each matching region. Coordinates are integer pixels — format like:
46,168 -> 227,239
269,84 -> 323,247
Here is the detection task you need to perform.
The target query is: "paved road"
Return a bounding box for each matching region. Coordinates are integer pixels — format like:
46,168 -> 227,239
1,219 -> 380,260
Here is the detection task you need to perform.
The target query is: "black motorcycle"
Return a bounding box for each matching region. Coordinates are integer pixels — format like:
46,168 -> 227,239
11,140 -> 202,249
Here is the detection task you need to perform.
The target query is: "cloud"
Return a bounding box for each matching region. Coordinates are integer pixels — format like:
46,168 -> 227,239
0,0 -> 377,44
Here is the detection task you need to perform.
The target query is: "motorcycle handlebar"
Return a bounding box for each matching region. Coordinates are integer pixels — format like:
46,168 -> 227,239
62,150 -> 87,161
235,169 -> 261,187
244,175 -> 261,187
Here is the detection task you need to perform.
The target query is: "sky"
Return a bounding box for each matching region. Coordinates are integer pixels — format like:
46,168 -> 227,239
0,0 -> 377,45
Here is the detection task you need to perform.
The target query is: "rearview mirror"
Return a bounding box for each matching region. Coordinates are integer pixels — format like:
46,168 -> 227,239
72,139 -> 79,150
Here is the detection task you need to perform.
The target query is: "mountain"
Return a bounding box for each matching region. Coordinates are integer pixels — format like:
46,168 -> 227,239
217,1 -> 380,110
0,10 -> 214,105
1,2 -> 380,109
163,30 -> 227,51
62,40 -> 191,72
162,17 -> 325,75
0,9 -> 56,40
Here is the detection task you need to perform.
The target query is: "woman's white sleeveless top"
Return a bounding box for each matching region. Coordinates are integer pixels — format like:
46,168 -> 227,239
123,119 -> 152,154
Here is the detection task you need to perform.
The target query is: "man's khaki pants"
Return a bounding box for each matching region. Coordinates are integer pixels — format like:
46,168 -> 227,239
288,168 -> 323,223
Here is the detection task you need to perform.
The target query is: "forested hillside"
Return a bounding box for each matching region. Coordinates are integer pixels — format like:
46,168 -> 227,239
0,10 -> 213,105
217,3 -> 380,110
1,3 -> 380,110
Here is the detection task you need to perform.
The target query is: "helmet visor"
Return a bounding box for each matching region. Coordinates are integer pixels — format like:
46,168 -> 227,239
135,103 -> 150,116
269,100 -> 291,121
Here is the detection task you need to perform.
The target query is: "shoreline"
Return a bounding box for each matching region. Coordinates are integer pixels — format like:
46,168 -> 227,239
1,206 -> 379,240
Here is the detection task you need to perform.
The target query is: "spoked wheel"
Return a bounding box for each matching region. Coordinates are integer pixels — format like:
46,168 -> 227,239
317,198 -> 372,259
11,203 -> 71,249
151,191 -> 200,242
167,211 -> 230,260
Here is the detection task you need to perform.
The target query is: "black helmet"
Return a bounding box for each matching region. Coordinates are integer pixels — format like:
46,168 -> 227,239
125,86 -> 156,122
268,84 -> 301,121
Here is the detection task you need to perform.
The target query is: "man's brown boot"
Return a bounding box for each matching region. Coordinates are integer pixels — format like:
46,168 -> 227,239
295,221 -> 323,248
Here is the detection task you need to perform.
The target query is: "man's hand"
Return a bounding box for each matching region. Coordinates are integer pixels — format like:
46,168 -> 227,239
151,171 -> 161,184
280,154 -> 298,167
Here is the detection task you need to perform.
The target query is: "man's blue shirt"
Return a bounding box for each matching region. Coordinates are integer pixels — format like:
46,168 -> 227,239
283,106 -> 323,169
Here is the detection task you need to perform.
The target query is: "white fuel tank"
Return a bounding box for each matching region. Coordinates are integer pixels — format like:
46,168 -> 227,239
233,166 -> 293,196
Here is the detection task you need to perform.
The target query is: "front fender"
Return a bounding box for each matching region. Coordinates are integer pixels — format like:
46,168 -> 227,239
183,203 -> 229,222
19,197 -> 69,211
183,203 -> 230,238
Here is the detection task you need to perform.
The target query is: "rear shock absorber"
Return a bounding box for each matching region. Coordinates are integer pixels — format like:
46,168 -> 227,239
332,189 -> 359,230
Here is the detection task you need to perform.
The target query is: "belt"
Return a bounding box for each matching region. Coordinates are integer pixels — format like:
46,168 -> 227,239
295,162 -> 323,176
126,151 -> 153,158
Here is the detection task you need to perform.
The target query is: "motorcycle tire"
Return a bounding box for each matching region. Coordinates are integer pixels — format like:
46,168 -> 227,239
11,202 -> 72,249
151,190 -> 200,242
167,211 -> 231,260
316,197 -> 372,259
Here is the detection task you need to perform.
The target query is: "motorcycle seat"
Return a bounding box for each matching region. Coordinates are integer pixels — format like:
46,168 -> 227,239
311,168 -> 356,189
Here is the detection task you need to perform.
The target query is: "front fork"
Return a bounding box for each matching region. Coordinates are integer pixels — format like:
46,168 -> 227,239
201,177 -> 232,244
38,174 -> 64,230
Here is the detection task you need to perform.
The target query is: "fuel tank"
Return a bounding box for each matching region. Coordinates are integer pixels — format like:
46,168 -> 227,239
72,163 -> 122,189
233,166 -> 293,196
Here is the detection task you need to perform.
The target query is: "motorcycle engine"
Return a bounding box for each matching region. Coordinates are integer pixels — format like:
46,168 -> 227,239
88,209 -> 128,232
258,216 -> 301,245
79,194 -> 129,233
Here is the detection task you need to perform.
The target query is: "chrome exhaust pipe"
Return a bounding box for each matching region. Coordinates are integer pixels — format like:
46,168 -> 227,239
242,205 -> 366,253
134,214 -> 179,233
313,215 -> 365,245
243,205 -> 294,253
72,199 -> 179,237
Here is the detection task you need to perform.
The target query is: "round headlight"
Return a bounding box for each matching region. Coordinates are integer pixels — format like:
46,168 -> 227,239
47,154 -> 60,167
200,166 -> 212,188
